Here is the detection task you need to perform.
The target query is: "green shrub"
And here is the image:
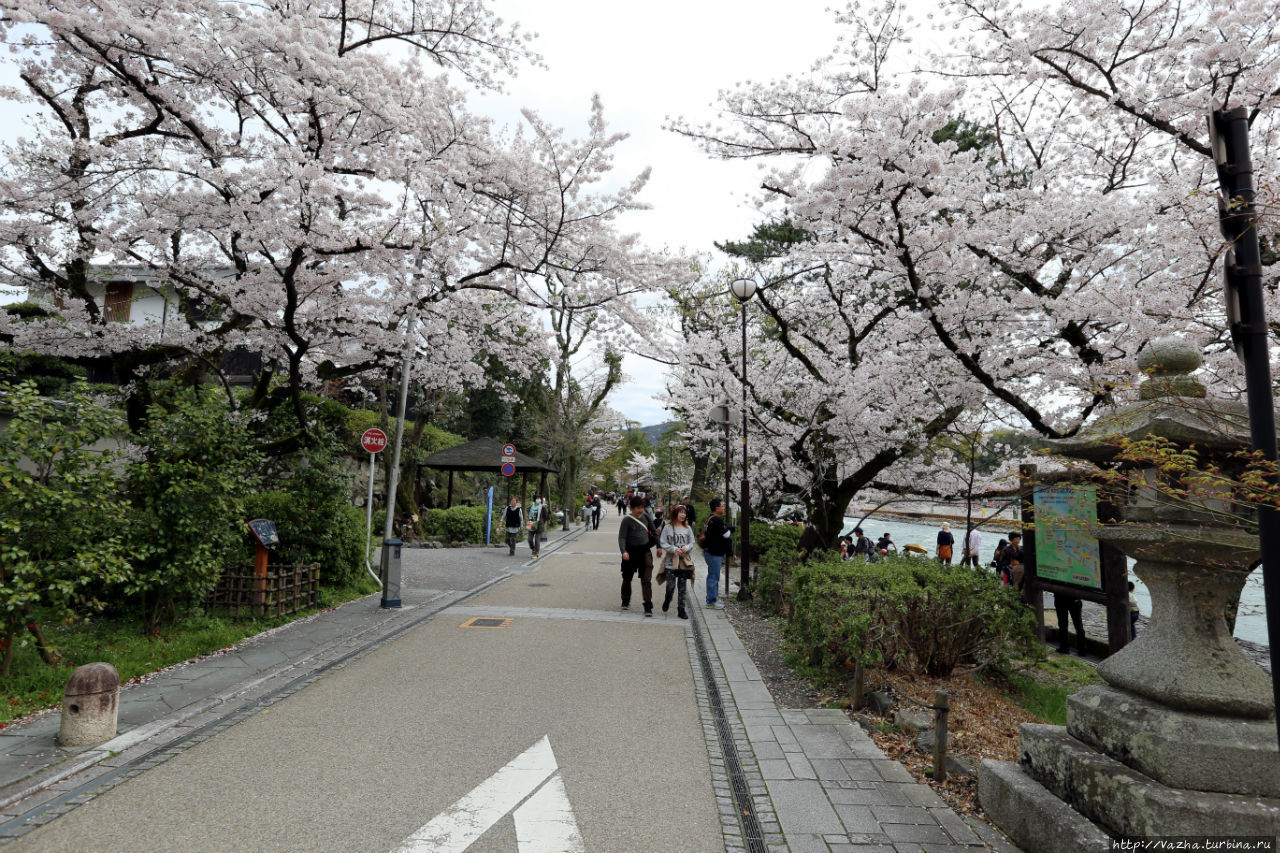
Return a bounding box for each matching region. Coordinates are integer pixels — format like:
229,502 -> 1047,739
126,388 -> 261,631
0,381 -> 131,672
243,463 -> 368,589
779,554 -> 1037,678
422,505 -> 487,543
749,522 -> 803,563
785,553 -> 878,669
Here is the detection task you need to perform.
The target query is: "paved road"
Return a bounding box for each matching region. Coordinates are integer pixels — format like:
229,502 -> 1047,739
14,527 -> 723,852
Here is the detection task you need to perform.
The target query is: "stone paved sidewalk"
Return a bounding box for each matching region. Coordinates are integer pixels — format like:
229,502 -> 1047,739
698,595 -> 1020,852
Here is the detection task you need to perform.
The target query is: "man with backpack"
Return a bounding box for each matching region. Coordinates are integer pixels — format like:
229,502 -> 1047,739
851,527 -> 874,561
700,498 -> 733,609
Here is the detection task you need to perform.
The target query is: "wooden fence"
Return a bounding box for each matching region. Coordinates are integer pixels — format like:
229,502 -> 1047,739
207,563 -> 320,619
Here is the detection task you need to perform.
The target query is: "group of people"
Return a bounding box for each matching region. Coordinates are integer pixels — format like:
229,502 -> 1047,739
836,528 -> 905,561
618,495 -> 730,618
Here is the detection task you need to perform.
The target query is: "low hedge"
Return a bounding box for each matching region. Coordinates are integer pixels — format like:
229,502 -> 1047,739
422,505 -> 487,543
776,553 -> 1038,678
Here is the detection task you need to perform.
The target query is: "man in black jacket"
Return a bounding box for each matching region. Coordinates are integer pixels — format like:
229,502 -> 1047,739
618,495 -> 655,616
702,498 -> 733,609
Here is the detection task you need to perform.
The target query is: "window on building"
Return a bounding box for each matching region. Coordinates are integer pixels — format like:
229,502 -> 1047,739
103,281 -> 134,322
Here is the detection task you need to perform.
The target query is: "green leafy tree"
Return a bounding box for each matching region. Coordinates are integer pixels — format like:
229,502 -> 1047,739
125,389 -> 261,632
0,381 -> 131,674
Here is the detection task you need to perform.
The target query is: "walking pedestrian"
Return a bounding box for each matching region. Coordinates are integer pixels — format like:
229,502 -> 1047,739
591,494 -> 602,530
618,495 -> 656,616
875,531 -> 897,555
683,497 -> 696,529
527,495 -> 545,558
502,496 -> 523,556
851,527 -> 874,561
962,526 -> 982,567
701,498 -> 733,608
936,522 -> 954,565
658,505 -> 697,619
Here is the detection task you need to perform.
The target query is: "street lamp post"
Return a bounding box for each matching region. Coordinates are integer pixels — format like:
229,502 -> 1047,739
711,402 -> 738,599
730,278 -> 756,600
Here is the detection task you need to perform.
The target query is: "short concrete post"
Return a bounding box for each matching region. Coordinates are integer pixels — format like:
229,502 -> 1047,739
933,690 -> 949,783
58,662 -> 119,747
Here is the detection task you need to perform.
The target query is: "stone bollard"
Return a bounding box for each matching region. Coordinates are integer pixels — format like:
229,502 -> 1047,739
58,662 -> 119,747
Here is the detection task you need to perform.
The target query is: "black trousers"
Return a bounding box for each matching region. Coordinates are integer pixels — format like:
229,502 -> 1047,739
621,552 -> 653,610
1055,596 -> 1085,651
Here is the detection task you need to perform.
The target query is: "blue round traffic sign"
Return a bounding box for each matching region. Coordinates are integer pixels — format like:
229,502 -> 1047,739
501,462 -> 515,477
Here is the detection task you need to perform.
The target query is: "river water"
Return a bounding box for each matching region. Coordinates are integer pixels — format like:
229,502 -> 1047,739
841,515 -> 1270,647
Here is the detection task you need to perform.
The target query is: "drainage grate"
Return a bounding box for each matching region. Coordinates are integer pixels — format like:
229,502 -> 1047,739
459,617 -> 513,629
527,583 -> 550,587
691,614 -> 767,852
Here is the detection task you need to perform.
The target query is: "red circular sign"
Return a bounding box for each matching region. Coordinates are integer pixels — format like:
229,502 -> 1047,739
501,461 -> 516,477
361,428 -> 388,453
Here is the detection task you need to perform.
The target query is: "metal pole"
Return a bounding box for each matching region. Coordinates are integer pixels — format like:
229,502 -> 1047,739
724,420 -> 732,597
1214,107 -> 1280,744
739,300 -> 752,601
364,451 -> 382,586
380,299 -> 416,609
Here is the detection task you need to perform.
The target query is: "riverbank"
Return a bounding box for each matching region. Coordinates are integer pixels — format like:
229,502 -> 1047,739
843,508 -> 1272,651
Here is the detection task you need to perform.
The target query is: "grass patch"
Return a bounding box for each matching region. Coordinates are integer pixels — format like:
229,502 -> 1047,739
984,652 -> 1105,725
0,579 -> 376,728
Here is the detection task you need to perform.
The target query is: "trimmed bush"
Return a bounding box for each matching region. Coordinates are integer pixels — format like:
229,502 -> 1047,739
779,554 -> 1037,677
422,505 -> 487,543
748,522 -> 803,563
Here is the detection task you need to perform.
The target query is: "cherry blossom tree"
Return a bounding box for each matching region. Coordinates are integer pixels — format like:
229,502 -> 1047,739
0,0 -> 672,442
667,0 -> 1279,543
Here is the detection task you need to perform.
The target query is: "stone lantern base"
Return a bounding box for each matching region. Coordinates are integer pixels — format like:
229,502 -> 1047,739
980,684 -> 1280,849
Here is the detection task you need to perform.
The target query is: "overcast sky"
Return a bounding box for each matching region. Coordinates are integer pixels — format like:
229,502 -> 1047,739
478,0 -> 842,428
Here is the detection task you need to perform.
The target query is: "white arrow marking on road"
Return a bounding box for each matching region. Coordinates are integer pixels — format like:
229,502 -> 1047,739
514,772 -> 583,852
393,736 -> 583,853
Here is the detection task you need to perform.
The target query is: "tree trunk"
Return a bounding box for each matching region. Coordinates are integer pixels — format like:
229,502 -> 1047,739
26,620 -> 58,665
690,449 -> 712,502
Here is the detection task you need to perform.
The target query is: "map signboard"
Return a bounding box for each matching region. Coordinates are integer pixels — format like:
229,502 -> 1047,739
1032,485 -> 1102,589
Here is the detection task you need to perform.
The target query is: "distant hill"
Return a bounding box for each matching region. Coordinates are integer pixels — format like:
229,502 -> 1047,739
638,421 -> 678,445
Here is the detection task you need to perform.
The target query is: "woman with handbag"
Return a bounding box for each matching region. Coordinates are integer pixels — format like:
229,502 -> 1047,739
657,505 -> 696,619
618,495 -> 656,616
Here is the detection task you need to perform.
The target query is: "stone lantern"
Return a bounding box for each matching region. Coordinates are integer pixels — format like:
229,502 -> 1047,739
980,336 -> 1280,850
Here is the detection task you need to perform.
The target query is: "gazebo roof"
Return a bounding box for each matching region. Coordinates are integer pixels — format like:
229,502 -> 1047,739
417,437 -> 557,473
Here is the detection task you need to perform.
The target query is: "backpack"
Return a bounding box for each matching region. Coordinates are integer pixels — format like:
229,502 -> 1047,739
696,519 -> 711,550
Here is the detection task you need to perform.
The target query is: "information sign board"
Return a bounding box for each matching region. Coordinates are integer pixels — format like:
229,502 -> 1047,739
248,518 -> 280,547
1032,485 -> 1102,589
